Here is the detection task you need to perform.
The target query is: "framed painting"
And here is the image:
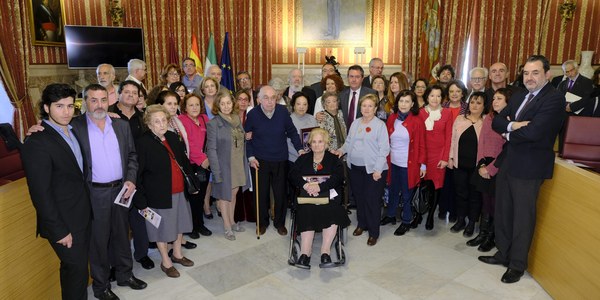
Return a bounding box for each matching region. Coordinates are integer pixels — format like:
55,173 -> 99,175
28,0 -> 66,46
295,0 -> 373,48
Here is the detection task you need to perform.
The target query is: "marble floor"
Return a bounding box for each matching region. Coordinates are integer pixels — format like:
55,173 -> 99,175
88,211 -> 553,300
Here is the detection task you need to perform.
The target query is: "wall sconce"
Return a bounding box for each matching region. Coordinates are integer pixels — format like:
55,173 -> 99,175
109,0 -> 125,26
558,0 -> 576,32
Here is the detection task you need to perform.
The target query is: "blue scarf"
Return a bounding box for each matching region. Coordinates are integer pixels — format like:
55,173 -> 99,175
397,111 -> 409,121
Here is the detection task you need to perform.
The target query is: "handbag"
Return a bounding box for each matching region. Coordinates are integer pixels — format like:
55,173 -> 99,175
411,179 -> 435,215
156,135 -> 201,194
192,115 -> 210,183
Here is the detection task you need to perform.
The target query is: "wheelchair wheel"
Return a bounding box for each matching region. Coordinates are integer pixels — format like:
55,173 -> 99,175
288,239 -> 301,266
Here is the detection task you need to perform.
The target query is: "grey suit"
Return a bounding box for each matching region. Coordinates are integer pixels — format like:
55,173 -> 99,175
206,114 -> 251,201
71,114 -> 139,296
339,86 -> 377,127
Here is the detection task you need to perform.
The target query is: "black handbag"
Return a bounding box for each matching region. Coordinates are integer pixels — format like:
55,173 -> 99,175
156,135 -> 201,194
411,179 -> 435,215
192,164 -> 209,183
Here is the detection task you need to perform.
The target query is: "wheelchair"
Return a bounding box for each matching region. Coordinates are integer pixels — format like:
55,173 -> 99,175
287,202 -> 346,268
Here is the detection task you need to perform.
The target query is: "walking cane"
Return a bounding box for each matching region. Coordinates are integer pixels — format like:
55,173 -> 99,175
255,167 -> 260,239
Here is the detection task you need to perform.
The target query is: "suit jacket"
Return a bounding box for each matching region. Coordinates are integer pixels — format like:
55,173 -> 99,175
21,122 -> 91,242
339,86 -> 377,122
310,81 -> 323,98
362,76 -> 373,88
570,87 -> 600,117
492,83 -> 565,179
71,114 -> 138,186
557,75 -> 594,100
283,86 -> 317,115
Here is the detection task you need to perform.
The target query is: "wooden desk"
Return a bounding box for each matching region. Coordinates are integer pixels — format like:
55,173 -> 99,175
529,159 -> 600,299
0,178 -> 61,299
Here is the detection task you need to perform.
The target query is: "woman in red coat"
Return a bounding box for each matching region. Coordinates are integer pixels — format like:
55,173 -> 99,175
383,90 -> 427,236
418,85 -> 453,230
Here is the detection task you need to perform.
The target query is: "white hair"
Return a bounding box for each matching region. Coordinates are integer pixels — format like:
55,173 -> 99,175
469,67 -> 489,78
127,59 -> 145,75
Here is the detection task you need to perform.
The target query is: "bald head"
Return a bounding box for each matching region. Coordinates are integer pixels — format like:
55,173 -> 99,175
489,62 -> 508,86
258,85 -> 278,113
208,65 -> 222,82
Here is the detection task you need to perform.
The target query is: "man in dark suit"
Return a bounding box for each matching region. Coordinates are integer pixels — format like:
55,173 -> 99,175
362,58 -> 384,88
282,68 -> 317,114
479,55 -> 565,284
236,71 -> 259,107
340,65 -> 377,130
74,84 -> 146,299
21,83 -> 91,300
558,60 -> 594,113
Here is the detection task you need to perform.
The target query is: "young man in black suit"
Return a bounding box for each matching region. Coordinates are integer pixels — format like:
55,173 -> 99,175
480,55 -> 565,283
21,83 -> 92,300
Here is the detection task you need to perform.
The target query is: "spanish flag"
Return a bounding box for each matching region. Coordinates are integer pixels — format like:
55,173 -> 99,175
189,34 -> 203,76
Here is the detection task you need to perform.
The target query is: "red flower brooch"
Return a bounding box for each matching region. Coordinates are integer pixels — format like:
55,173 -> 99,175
313,162 -> 323,172
366,127 -> 372,133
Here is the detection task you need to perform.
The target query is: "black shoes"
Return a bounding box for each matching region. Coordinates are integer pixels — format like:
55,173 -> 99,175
117,276 -> 147,290
182,241 -> 197,249
199,225 -> 213,236
319,253 -> 335,268
463,222 -> 475,237
136,256 -> 154,270
204,212 -> 214,219
501,268 -> 524,283
394,223 -> 410,236
96,288 -> 119,300
277,226 -> 288,236
478,234 -> 496,252
380,216 -> 396,226
478,255 -> 508,267
295,254 -> 311,269
410,214 -> 422,229
467,232 -> 486,246
450,220 -> 466,233
187,231 -> 200,239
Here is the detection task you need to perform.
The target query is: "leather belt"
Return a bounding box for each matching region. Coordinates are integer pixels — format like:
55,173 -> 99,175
91,179 -> 122,188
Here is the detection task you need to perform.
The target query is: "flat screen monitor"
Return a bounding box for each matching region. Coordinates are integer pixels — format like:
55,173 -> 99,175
64,25 -> 144,69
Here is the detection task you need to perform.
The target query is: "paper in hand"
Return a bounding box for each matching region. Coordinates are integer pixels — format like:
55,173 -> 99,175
114,185 -> 136,208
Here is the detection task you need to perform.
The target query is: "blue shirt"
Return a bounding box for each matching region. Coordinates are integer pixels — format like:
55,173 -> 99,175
86,114 -> 123,183
43,119 -> 84,172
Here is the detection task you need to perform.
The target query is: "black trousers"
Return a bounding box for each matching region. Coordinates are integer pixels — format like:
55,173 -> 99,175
439,167 -> 456,217
89,185 -> 134,296
129,208 -> 148,261
348,165 -> 387,238
453,166 -> 482,222
255,159 -> 287,228
188,165 -> 208,232
493,162 -> 543,271
49,227 -> 90,300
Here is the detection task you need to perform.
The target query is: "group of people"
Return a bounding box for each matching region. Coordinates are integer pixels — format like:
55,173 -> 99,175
23,52 -> 590,299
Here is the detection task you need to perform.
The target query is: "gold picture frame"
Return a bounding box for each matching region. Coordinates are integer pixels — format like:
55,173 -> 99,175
28,0 -> 66,46
295,0 -> 373,48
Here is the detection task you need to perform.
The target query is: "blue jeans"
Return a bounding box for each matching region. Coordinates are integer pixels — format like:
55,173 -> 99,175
387,164 -> 414,224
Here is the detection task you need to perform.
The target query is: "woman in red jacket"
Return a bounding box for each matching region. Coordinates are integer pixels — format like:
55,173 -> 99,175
418,85 -> 453,230
383,90 -> 427,236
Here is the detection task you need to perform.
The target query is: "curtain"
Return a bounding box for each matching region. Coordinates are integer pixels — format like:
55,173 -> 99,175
437,0 -> 476,80
119,0 -> 270,89
0,0 -> 36,140
467,0 -> 551,80
403,0 -> 427,80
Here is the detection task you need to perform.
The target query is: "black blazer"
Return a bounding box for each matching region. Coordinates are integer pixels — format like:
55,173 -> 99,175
289,151 -> 345,204
570,87 -> 600,117
20,121 -> 91,242
283,86 -> 317,115
70,115 -> 138,186
492,83 -> 565,179
134,131 -> 192,209
557,75 -> 594,99
339,86 -> 377,122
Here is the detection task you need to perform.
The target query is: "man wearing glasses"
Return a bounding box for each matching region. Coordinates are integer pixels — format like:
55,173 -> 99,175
468,67 -> 488,103
236,71 -> 258,106
182,57 -> 203,92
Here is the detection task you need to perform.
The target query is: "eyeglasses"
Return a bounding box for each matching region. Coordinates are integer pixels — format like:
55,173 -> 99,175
168,72 -> 179,76
237,78 -> 249,82
471,77 -> 486,82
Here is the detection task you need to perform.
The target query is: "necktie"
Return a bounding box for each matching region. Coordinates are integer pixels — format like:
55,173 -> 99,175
516,93 -> 534,119
567,80 -> 574,91
347,91 -> 357,128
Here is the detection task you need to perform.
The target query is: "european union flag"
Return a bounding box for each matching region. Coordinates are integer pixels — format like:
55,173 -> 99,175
220,32 -> 234,92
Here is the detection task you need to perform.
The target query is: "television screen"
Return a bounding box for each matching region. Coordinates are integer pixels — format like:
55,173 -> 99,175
65,26 -> 145,69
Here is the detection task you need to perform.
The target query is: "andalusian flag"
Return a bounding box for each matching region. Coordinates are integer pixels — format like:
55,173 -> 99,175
189,34 -> 203,76
204,33 -> 217,76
